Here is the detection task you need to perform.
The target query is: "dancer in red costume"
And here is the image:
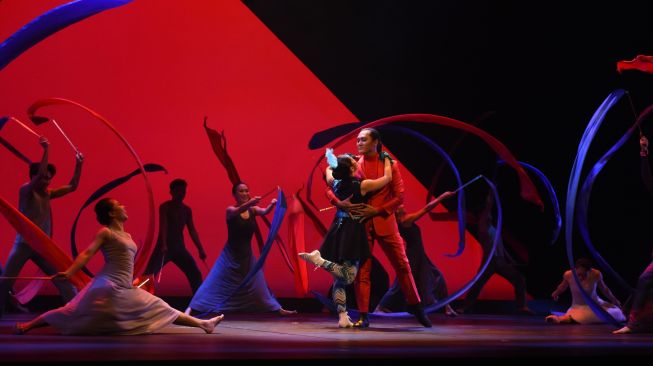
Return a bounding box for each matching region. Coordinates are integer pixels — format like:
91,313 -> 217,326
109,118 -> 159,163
327,128 -> 431,327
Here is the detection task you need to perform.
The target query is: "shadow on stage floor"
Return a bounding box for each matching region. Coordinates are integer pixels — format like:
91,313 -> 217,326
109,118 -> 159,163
1,305 -> 652,365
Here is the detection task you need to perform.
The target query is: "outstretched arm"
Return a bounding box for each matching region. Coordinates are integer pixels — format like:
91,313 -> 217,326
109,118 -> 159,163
55,227 -> 108,279
253,198 -> 277,216
186,208 -> 206,260
226,196 -> 262,220
400,191 -> 456,226
51,152 -> 84,199
26,137 -> 50,190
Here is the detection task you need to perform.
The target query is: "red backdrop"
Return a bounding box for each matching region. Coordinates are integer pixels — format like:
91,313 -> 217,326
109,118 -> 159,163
0,0 -> 513,300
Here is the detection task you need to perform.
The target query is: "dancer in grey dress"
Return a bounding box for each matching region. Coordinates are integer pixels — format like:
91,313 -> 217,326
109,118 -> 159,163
14,198 -> 223,335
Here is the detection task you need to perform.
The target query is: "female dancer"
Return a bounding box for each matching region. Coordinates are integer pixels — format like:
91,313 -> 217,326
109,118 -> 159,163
299,149 -> 392,327
15,198 -> 223,335
187,182 -> 295,316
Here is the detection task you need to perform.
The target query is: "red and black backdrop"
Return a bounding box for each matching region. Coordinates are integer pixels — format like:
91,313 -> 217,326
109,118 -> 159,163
1,0 -> 652,301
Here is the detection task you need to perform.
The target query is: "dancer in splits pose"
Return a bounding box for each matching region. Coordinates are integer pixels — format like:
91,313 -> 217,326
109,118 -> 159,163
14,198 -> 224,335
299,148 -> 392,328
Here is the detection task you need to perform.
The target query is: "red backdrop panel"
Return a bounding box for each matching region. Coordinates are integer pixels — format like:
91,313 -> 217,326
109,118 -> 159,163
0,0 -> 511,300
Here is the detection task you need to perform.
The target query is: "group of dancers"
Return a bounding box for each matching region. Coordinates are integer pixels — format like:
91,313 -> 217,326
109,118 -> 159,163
1,127 -> 651,335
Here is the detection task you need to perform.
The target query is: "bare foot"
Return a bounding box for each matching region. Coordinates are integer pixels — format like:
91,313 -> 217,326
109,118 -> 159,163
445,305 -> 458,317
545,315 -> 560,324
338,312 -> 354,328
613,326 -> 632,334
201,314 -> 224,334
278,308 -> 297,316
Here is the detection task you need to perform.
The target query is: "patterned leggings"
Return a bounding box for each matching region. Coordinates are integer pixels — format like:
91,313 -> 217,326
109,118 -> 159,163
322,260 -> 359,313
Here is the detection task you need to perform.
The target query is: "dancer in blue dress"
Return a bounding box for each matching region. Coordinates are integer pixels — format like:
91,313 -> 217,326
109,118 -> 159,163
187,182 -> 295,316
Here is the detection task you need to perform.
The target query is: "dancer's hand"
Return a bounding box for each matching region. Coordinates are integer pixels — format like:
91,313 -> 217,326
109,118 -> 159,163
351,203 -> 379,219
39,136 -> 49,148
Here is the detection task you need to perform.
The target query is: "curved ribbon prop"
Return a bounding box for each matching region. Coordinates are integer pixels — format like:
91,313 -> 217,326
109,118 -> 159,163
566,89 -> 626,327
71,164 -> 168,277
0,116 -> 32,163
306,114 -> 543,211
213,188 -> 287,309
0,0 -> 132,71
202,122 -> 294,272
422,176 -> 502,314
0,196 -> 90,289
617,55 -> 653,75
497,160 -> 562,246
427,111 -> 494,203
287,191 -> 308,296
382,125 -> 467,257
27,97 -> 157,279
576,103 -> 653,293
203,120 -> 241,184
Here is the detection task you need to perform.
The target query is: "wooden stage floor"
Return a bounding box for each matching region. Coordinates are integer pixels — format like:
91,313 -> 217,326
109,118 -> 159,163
1,311 -> 652,364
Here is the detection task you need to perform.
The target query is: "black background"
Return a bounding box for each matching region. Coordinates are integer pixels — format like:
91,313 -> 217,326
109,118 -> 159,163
245,0 -> 653,300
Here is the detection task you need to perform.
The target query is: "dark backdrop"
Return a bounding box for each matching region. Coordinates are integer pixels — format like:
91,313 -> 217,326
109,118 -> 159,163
244,0 -> 653,300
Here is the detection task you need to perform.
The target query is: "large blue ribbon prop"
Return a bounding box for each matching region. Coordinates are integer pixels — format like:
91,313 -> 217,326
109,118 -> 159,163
0,0 -> 132,71
566,89 -> 626,327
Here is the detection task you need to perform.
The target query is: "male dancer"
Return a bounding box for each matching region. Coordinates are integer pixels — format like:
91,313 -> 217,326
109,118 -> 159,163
0,136 -> 83,316
327,128 -> 431,327
144,179 -> 206,294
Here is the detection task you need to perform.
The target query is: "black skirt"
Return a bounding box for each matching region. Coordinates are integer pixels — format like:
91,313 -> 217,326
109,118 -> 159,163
319,216 -> 371,263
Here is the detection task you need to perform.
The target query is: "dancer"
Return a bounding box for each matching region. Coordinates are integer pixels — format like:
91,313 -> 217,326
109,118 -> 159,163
457,192 -> 535,315
300,149 -> 392,327
0,136 -> 82,317
545,258 -> 625,324
326,128 -> 432,327
143,178 -> 206,294
187,182 -> 295,316
375,191 -> 458,316
613,135 -> 653,333
14,198 -> 224,335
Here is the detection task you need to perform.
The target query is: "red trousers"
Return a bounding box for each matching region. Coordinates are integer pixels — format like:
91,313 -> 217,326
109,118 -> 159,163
355,226 -> 420,312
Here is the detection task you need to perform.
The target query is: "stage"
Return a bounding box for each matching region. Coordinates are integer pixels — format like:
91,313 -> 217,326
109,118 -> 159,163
2,310 -> 652,364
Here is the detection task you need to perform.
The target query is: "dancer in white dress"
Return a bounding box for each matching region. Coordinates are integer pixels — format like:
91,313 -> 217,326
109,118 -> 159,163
546,258 -> 625,324
14,198 -> 224,335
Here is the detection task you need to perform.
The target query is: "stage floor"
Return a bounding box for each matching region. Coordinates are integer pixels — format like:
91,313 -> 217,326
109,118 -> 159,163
1,311 -> 652,364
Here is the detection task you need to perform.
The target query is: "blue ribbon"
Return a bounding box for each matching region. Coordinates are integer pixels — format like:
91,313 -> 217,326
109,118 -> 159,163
382,125 -> 467,257
497,160 -> 562,246
566,89 -> 626,327
0,0 -> 132,71
214,188 -> 287,309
